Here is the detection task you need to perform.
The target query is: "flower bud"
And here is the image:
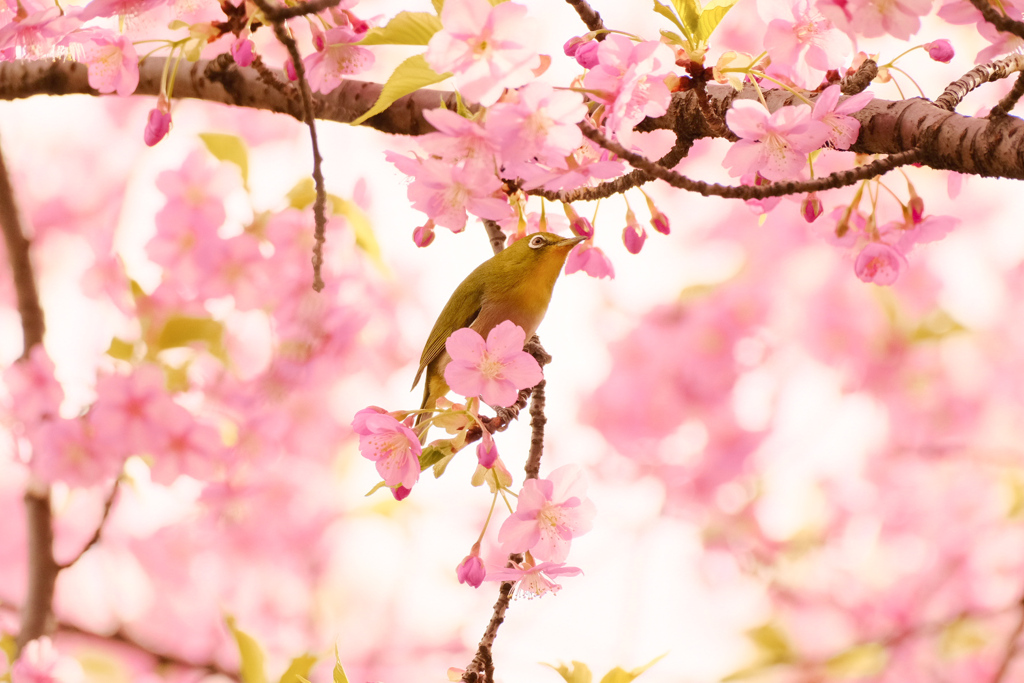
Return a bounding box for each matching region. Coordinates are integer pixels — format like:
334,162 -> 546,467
574,41 -> 600,69
476,432 -> 498,469
924,39 -> 954,63
230,36 -> 254,67
413,220 -> 436,247
563,36 -> 585,57
143,104 -> 172,147
456,544 -> 486,588
285,58 -> 297,81
392,485 -> 411,501
801,192 -> 823,223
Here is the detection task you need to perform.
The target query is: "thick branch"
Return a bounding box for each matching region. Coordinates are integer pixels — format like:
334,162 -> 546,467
5,58 -> 1024,179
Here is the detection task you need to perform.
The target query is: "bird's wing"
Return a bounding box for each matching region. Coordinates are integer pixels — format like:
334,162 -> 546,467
410,302 -> 482,390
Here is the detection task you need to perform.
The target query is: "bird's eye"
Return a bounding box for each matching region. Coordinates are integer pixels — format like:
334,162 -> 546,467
529,235 -> 547,249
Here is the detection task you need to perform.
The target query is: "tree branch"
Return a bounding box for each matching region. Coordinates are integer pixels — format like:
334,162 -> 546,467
994,597 -> 1024,683
564,0 -> 605,34
56,479 -> 120,571
1,138 -> 56,655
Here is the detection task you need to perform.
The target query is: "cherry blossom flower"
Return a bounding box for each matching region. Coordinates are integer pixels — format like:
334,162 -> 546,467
565,241 -> 614,279
760,0 -> 852,89
76,0 -> 165,21
723,101 -> 830,181
486,557 -> 582,598
424,0 -> 541,106
811,84 -> 873,150
487,82 -> 586,175
386,151 -> 512,231
67,28 -> 139,96
89,365 -> 182,460
10,637 -> 84,683
498,464 -> 595,562
304,26 -> 374,94
456,543 -> 486,587
847,0 -> 932,40
854,242 -> 906,285
0,7 -> 80,58
352,407 -> 421,491
30,417 -> 121,489
420,108 -> 498,167
583,34 -> 675,148
444,320 -> 542,407
3,346 -> 63,428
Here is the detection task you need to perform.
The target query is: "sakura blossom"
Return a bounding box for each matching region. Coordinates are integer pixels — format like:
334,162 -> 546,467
723,100 -> 830,181
486,558 -> 582,598
760,0 -> 853,89
854,241 -> 906,285
10,637 -> 84,683
352,407 -> 421,491
486,82 -> 586,176
70,28 -> 139,96
811,84 -> 873,150
565,240 -> 615,279
444,321 -> 543,407
304,26 -> 374,94
498,464 -> 595,563
424,0 -> 541,106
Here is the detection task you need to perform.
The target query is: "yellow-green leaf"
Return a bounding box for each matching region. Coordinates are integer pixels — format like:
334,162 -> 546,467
349,54 -> 450,126
419,445 -> 446,471
279,655 -> 317,683
544,661 -> 593,683
331,196 -> 387,273
200,133 -> 249,188
334,647 -> 350,683
696,0 -> 739,44
939,617 -> 988,659
360,11 -> 442,45
226,616 -> 267,683
287,177 -> 317,210
431,0 -> 443,13
825,643 -> 887,678
0,633 -> 17,669
598,654 -> 667,683
156,316 -> 225,360
746,623 -> 793,665
652,0 -> 690,41
107,337 -> 135,361
674,0 -> 702,38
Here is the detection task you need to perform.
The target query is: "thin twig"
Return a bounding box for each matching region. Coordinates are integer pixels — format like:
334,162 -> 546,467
1,138 -> 55,655
990,70 -> 1024,117
249,0 -> 329,292
578,120 -> 923,199
261,0 -> 342,21
934,53 -> 1024,111
564,0 -> 605,33
967,0 -> 1024,41
840,59 -> 878,95
523,380 -> 546,481
57,479 -> 121,570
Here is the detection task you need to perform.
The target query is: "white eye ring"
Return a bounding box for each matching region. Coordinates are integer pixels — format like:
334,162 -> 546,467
529,235 -> 546,249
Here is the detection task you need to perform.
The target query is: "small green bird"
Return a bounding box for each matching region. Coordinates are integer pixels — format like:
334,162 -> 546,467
411,232 -> 584,440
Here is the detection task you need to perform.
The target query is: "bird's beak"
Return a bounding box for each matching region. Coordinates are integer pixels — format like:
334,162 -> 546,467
556,236 -> 586,249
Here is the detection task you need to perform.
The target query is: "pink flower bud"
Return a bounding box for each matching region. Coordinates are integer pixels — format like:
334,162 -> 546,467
285,58 -> 297,81
570,216 -> 594,239
622,223 -> 647,254
924,39 -> 954,63
574,41 -> 600,69
413,220 -> 435,247
801,192 -> 823,223
392,485 -> 411,501
457,546 -> 486,588
143,107 -> 172,147
310,22 -> 326,52
650,210 -> 670,235
230,36 -> 254,67
563,36 -> 585,57
476,433 -> 498,468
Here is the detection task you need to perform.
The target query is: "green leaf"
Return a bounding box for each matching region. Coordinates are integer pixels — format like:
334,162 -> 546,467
168,19 -> 188,29
360,11 -> 442,45
286,177 -> 317,210
652,0 -> 690,42
658,29 -> 687,46
226,616 -> 267,683
331,196 -> 386,273
419,445 -> 446,470
598,654 -> 667,683
106,337 -> 136,361
825,643 -> 887,678
0,633 -> 17,669
350,55 -> 450,126
199,133 -> 249,188
746,623 -> 793,665
431,0 -> 443,13
432,450 -> 457,478
156,316 -> 226,360
334,647 -> 351,683
365,481 -> 389,496
544,661 -> 593,683
939,617 -> 988,659
696,0 -> 738,44
279,655 -> 317,683
674,0 -> 702,40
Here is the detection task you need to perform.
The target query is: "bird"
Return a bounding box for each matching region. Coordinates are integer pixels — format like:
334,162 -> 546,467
411,231 -> 584,441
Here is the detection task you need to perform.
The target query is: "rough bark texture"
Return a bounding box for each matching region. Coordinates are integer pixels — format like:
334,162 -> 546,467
3,57 -> 1024,179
